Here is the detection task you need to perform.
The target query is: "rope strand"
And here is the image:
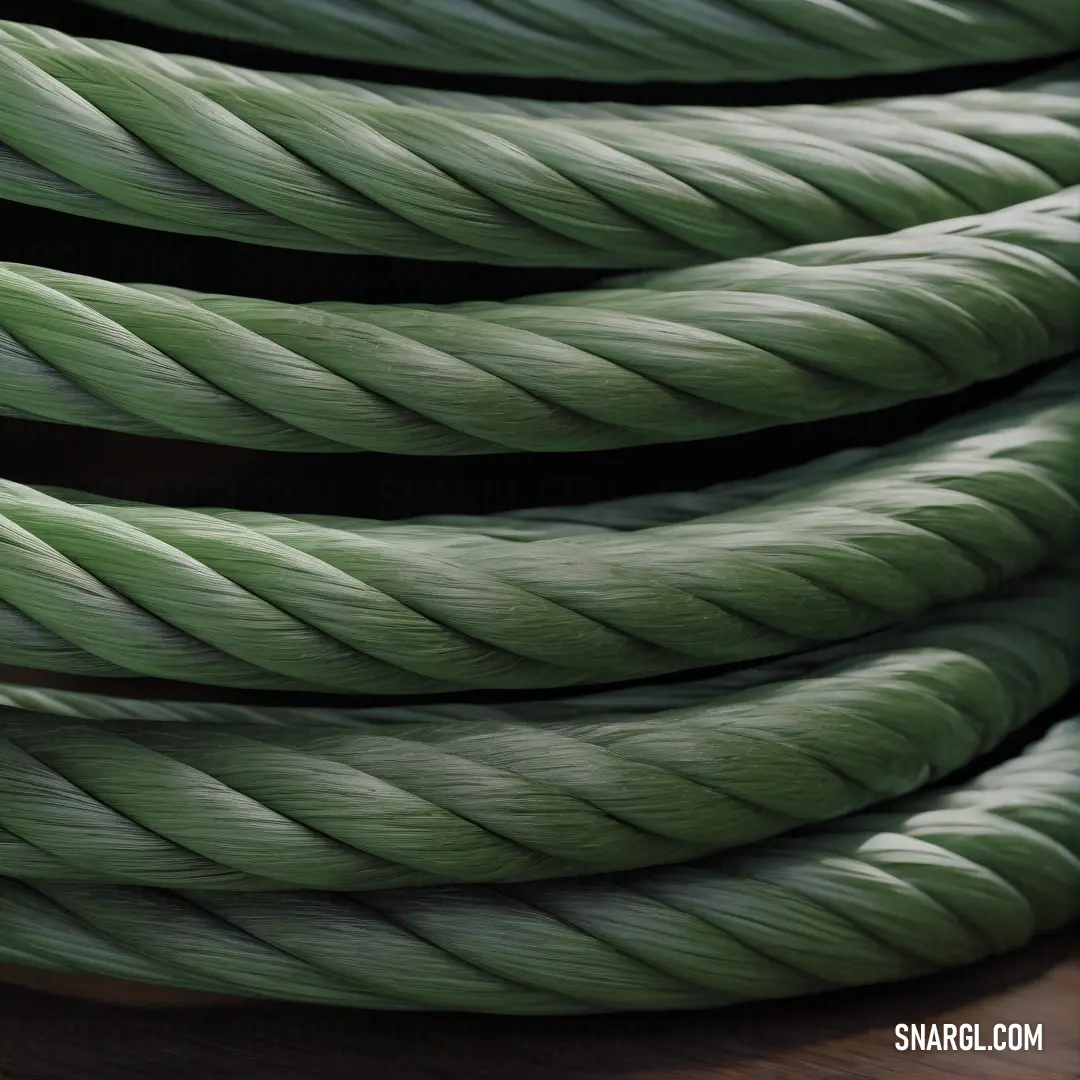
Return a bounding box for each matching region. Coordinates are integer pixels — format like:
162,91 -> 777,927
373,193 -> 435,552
2,21 -> 1074,120
71,1 -> 1080,82
2,193 -> 1078,452
0,568 -> 1073,890
0,366 -> 1077,692
2,23 -> 1079,262
2,715 -> 1076,1011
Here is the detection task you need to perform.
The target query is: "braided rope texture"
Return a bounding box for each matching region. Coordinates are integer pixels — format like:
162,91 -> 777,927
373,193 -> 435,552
2,192 -> 1079,451
75,0 -> 1080,81
1,10 -> 1077,1020
0,364 -> 1078,692
4,21 -> 1076,119
2,716 -> 1076,1011
0,568 -> 1074,890
2,24 -> 1080,262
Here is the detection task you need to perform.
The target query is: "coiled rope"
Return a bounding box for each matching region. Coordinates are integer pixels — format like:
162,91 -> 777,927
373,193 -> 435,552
0,364 -> 1077,693
74,0 -> 1080,82
2,11 -> 1079,1017
3,20 -> 1075,119
2,23 -> 1080,262
2,715 -> 1076,1011
0,567 -> 1074,890
3,191 -> 1077,452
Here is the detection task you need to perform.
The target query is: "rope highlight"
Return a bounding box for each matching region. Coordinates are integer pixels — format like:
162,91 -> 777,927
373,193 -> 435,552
2,23 -> 1080,262
73,1 -> 1080,82
2,716 -> 1076,1011
0,568 -> 1074,890
1,192 -> 1077,452
0,365 -> 1077,692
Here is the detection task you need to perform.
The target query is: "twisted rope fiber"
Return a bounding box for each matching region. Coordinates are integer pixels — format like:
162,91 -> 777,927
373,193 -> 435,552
49,365 -> 1069,547
3,27 -> 1080,262
74,0 -> 1080,81
16,430 -> 974,672
5,193 -> 1078,452
4,21 -> 1077,120
4,14 -> 1073,1022
2,716 -> 1077,1012
0,365 -> 1078,693
38,445 -> 898,550
0,567 -> 1074,891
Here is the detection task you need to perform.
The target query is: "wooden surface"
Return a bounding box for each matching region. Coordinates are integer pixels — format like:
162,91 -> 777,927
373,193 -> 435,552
0,929 -> 1076,1079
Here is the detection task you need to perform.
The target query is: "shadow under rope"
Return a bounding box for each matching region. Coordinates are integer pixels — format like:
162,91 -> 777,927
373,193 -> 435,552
0,1 -> 1077,308
0,359 -> 1066,518
0,925 -> 1075,1080
0,3 -> 1075,710
0,358 -> 1071,713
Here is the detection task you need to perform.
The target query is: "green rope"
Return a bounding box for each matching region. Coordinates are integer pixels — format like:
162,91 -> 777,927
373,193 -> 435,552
0,567 -> 1074,890
2,715 -> 1076,1011
3,192 -> 1078,452
3,21 -> 1074,120
72,0 -> 1080,82
2,24 -> 1080,263
0,365 -> 1077,692
2,14 -> 1078,1016
44,368 -> 1065,547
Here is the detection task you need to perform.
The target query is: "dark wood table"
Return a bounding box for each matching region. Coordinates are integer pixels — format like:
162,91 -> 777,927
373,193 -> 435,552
1,928 -> 1076,1079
